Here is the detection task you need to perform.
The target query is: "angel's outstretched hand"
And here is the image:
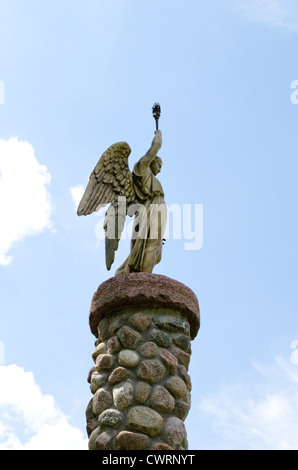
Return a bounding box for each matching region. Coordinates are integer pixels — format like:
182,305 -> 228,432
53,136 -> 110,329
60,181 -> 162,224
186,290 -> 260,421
154,129 -> 162,147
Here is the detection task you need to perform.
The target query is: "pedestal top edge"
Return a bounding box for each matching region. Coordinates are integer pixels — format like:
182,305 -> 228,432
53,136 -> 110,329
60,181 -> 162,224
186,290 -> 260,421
89,273 -> 200,340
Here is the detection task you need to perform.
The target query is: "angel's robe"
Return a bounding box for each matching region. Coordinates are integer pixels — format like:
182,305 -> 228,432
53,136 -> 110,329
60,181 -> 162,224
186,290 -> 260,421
115,164 -> 167,274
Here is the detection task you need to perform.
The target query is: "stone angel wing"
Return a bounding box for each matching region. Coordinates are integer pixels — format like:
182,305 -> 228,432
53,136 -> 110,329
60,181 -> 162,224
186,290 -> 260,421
77,142 -> 136,270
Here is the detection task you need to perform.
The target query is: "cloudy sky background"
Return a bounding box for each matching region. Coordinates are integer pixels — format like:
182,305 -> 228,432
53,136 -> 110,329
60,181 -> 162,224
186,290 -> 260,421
0,0 -> 298,450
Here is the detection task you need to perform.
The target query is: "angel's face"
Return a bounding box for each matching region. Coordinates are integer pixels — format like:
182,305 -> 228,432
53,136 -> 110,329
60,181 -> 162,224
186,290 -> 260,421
151,157 -> 162,176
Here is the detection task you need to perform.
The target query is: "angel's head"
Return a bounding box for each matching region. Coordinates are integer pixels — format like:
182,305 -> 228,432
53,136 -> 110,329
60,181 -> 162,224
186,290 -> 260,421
150,156 -> 162,176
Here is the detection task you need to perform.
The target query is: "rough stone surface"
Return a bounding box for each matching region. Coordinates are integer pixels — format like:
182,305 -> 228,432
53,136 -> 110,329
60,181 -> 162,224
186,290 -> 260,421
128,406 -> 163,437
118,349 -> 139,368
139,341 -> 158,358
98,409 -> 122,428
112,381 -> 134,410
137,360 -> 166,384
87,367 -> 96,384
88,427 -> 101,450
118,325 -> 142,349
135,381 -> 151,404
173,400 -> 190,421
115,431 -> 150,450
86,273 -> 200,450
109,315 -> 127,336
95,354 -> 115,371
159,348 -> 178,374
108,367 -> 131,385
173,334 -> 191,352
165,376 -> 188,399
86,398 -> 95,422
90,371 -> 107,394
86,418 -> 98,438
170,347 -> 191,370
89,273 -> 200,340
152,443 -> 174,450
129,313 -> 151,332
97,318 -> 110,341
155,316 -> 190,335
95,430 -> 116,450
107,336 -> 122,355
92,388 -> 113,415
150,329 -> 172,348
178,364 -> 192,391
150,386 -> 175,413
92,342 -> 108,362
164,417 -> 187,448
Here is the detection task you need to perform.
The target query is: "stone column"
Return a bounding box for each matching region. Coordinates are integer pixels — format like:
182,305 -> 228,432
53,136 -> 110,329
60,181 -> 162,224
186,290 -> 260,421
86,273 -> 200,451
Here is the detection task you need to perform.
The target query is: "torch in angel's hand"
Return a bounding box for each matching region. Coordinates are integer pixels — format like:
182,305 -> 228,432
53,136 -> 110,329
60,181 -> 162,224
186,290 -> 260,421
152,102 -> 161,130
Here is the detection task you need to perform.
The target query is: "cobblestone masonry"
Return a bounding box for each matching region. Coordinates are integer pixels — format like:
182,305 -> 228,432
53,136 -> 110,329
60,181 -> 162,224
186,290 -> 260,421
86,273 -> 200,451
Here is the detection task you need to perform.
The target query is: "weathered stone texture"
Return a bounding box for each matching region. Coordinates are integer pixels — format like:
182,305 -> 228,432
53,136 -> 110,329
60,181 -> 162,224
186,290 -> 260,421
128,406 -> 163,437
108,367 -> 132,385
92,388 -> 112,415
150,386 -> 175,413
98,409 -> 122,428
139,341 -> 158,358
112,381 -> 134,410
137,359 -> 166,384
86,273 -> 200,450
118,349 -> 139,368
115,431 -> 150,450
89,273 -> 200,339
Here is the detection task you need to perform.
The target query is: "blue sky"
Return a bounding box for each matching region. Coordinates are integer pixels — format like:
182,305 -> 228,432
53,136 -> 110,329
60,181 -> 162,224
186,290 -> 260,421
0,0 -> 298,450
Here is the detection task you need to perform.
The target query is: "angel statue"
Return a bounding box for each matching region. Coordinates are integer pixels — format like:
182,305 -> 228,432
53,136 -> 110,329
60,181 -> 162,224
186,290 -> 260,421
77,130 -> 167,275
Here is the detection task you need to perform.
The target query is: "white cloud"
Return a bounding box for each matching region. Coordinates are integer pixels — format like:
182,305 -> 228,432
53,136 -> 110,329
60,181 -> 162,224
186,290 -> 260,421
199,356 -> 298,450
0,364 -> 88,450
70,184 -> 84,211
0,138 -> 54,265
226,0 -> 298,32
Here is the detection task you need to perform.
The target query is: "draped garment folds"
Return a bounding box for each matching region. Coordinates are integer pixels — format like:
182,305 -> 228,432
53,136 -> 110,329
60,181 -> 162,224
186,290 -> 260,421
116,163 -> 167,274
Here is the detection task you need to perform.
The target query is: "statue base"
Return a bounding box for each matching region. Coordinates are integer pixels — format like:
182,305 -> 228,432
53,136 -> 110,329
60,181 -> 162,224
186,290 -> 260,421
86,273 -> 200,451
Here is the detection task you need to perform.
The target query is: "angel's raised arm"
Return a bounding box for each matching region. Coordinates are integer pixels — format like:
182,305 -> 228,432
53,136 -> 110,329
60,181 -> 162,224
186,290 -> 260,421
134,130 -> 162,176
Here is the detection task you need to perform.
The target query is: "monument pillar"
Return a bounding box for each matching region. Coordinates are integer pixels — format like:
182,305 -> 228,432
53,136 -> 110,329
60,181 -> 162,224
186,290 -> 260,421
86,273 -> 200,451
